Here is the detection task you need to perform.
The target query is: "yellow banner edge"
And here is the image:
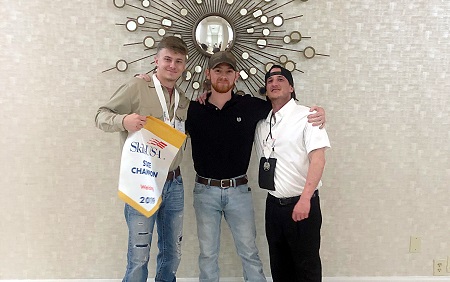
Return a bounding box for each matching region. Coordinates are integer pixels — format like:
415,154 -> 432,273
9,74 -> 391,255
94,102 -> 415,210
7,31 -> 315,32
118,190 -> 162,218
144,116 -> 187,148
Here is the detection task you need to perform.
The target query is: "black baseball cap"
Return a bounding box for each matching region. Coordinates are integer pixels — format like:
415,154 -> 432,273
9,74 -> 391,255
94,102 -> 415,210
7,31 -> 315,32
263,65 -> 296,100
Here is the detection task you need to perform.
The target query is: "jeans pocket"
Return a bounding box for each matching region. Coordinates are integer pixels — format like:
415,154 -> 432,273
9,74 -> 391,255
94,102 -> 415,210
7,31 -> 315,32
174,175 -> 183,185
237,184 -> 251,193
193,183 -> 207,194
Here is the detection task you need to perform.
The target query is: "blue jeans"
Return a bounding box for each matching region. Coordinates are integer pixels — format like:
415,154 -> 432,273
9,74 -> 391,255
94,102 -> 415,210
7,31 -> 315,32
193,181 -> 266,282
123,175 -> 184,282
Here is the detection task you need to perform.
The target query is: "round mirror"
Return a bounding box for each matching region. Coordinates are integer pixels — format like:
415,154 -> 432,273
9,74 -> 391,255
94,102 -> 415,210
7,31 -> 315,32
279,55 -> 288,63
194,65 -> 202,73
116,60 -> 128,72
137,16 -> 145,25
196,0 -> 203,4
260,15 -> 268,24
273,15 -> 284,27
143,36 -> 155,48
303,46 -> 316,59
194,14 -> 235,56
158,28 -> 166,36
126,20 -> 138,32
265,62 -> 274,72
249,67 -> 257,75
183,70 -> 192,81
240,8 -> 248,16
181,8 -> 188,16
113,0 -> 125,8
283,35 -> 291,44
192,81 -> 201,90
284,61 -> 295,72
262,28 -> 270,36
242,52 -> 250,60
290,31 -> 302,43
226,0 -> 234,4
142,0 -> 150,8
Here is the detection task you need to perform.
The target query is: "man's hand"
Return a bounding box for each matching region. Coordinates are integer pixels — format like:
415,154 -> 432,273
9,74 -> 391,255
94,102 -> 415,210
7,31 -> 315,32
292,197 -> 311,222
196,91 -> 209,105
123,113 -> 147,132
308,106 -> 326,129
136,73 -> 151,82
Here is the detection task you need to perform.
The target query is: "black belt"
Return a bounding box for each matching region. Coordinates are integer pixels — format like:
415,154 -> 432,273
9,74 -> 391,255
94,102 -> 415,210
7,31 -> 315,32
167,167 -> 181,180
195,174 -> 248,188
267,190 -> 319,206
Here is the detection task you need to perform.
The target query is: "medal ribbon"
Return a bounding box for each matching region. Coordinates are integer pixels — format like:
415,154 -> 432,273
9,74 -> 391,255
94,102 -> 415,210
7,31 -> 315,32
152,74 -> 179,128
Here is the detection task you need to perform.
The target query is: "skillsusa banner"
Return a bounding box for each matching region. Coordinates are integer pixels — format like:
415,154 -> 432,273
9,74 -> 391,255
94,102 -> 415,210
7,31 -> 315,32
118,116 -> 186,217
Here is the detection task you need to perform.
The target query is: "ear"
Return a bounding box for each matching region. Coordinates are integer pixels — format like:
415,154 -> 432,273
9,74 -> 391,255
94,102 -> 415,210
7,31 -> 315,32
205,69 -> 211,80
234,71 -> 240,82
154,54 -> 159,67
289,85 -> 294,93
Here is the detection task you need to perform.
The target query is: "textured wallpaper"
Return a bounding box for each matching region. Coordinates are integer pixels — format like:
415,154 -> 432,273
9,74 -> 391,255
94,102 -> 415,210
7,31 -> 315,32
0,0 -> 449,279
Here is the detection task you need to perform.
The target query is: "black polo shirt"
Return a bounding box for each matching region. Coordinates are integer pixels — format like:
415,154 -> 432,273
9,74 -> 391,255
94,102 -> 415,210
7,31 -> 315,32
186,93 -> 271,179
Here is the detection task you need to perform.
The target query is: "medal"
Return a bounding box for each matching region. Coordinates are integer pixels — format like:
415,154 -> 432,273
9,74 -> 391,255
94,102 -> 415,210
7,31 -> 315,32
263,161 -> 270,171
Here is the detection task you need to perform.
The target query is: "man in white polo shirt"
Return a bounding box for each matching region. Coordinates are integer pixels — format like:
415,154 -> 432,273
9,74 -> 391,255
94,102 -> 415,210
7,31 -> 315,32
255,65 -> 331,282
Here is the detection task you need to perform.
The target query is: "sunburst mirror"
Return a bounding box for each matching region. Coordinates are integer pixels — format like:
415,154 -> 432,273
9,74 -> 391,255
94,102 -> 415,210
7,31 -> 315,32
103,0 -> 329,99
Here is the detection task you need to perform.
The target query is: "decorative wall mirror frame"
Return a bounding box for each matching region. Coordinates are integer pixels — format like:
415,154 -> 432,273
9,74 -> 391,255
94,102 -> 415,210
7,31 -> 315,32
104,0 -> 329,99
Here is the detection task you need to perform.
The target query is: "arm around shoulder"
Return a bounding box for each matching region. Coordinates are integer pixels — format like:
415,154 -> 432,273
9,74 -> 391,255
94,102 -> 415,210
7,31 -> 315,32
308,105 -> 326,129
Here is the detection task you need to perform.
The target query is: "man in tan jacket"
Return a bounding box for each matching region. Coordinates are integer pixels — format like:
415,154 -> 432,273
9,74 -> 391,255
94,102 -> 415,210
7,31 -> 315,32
95,36 -> 189,282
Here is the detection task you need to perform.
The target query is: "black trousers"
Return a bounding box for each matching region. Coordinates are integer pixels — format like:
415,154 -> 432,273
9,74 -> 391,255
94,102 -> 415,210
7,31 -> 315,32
265,193 -> 322,282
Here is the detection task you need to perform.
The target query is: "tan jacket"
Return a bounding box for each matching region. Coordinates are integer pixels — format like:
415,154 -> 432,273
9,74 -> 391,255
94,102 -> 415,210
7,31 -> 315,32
95,76 -> 190,170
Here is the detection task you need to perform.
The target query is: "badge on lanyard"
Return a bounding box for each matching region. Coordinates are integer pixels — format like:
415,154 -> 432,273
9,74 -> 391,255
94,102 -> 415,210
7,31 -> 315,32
259,115 -> 277,190
175,118 -> 185,133
263,161 -> 271,171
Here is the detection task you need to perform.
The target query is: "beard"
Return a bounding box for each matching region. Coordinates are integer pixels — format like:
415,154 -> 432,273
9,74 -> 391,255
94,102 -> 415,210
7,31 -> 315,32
211,79 -> 235,93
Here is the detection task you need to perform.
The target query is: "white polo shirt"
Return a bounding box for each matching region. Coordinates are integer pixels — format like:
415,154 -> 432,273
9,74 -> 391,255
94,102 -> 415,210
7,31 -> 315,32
255,99 -> 331,198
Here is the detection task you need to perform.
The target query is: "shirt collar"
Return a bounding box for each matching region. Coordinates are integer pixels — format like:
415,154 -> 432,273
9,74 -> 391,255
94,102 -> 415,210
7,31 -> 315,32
265,98 -> 296,125
205,91 -> 238,109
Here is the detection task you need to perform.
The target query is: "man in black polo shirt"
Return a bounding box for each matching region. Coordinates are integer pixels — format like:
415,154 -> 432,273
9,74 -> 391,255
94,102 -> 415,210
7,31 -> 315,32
186,51 -> 325,282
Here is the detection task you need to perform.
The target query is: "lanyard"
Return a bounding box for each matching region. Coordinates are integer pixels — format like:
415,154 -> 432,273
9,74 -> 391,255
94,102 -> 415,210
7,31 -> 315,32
152,74 -> 179,127
263,114 -> 276,159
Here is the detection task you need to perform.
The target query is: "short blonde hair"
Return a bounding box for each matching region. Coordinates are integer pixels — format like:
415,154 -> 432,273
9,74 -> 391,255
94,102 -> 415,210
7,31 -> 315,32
157,36 -> 188,56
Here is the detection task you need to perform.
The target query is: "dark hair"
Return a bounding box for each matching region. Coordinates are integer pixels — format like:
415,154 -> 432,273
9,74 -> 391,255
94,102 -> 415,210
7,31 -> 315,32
157,36 -> 188,56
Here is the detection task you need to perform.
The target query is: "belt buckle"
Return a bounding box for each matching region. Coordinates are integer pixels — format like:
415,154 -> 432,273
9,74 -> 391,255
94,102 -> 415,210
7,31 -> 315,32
220,179 -> 233,188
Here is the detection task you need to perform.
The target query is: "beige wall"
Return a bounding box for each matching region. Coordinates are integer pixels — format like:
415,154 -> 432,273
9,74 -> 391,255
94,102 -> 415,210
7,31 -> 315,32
0,0 -> 449,279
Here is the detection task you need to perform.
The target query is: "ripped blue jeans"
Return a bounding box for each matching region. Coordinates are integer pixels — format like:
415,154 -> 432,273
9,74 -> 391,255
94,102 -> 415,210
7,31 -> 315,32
123,175 -> 184,282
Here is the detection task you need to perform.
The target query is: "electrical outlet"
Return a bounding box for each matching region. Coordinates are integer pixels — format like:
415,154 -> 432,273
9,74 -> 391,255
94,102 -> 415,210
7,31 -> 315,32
409,236 -> 421,253
434,259 -> 447,276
